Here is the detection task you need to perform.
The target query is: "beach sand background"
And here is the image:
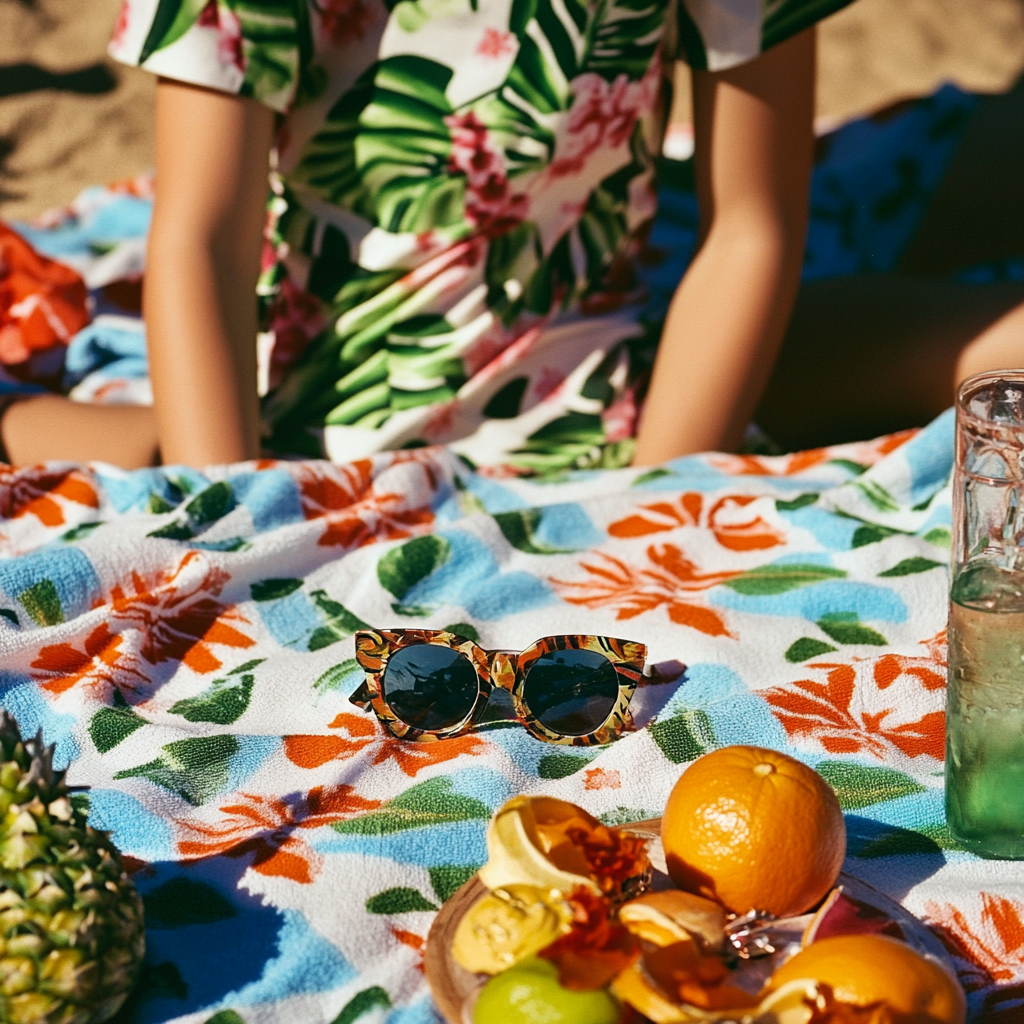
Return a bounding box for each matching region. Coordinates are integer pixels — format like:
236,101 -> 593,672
1,0 -> 1023,220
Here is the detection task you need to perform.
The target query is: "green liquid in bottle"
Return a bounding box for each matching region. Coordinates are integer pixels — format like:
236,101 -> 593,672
947,562 -> 1024,859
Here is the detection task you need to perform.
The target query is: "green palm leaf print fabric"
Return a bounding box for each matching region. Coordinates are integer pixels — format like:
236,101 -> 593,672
110,0 -> 855,472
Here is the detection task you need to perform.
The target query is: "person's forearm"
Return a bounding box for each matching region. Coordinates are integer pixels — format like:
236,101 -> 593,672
633,218 -> 804,462
144,228 -> 262,467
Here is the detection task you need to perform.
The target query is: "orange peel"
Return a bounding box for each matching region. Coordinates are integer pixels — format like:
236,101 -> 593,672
477,795 -> 648,897
619,890 -> 727,953
478,796 -> 604,895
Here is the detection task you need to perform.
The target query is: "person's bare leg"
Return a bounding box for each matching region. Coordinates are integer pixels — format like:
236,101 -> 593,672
633,29 -> 815,463
756,75 -> 1024,450
145,81 -> 274,468
2,395 -> 158,467
755,279 -> 1024,449
956,295 -> 1024,383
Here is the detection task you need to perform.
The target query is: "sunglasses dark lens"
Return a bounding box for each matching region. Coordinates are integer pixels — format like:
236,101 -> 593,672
522,649 -> 620,736
382,644 -> 479,731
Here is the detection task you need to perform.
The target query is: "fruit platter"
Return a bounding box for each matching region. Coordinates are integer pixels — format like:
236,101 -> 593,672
425,746 -> 966,1024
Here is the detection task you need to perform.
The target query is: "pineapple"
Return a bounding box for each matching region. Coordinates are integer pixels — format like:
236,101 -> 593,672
0,712 -> 144,1024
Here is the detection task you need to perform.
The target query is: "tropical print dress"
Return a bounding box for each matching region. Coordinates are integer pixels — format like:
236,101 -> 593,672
110,0 -> 854,475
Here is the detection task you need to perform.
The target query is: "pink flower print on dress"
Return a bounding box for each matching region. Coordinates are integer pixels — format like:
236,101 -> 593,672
462,328 -> 512,378
476,27 -> 515,59
533,367 -> 566,402
264,275 -> 327,391
111,1 -> 131,48
197,0 -> 245,72
422,400 -> 458,439
446,112 -> 529,237
551,62 -> 660,179
602,386 -> 639,444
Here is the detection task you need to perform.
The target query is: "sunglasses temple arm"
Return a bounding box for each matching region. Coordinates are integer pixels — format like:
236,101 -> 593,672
349,681 -> 373,709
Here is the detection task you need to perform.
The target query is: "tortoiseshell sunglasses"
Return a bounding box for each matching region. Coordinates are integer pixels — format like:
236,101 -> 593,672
351,629 -> 647,746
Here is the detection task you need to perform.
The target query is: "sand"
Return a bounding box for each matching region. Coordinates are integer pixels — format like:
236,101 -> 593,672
1,0 -> 1022,220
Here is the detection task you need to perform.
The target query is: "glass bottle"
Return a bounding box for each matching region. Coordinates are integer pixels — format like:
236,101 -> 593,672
947,371 -> 1024,858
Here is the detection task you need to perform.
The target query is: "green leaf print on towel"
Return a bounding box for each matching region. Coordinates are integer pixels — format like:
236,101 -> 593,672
204,1011 -> 246,1024
19,579 -> 63,626
332,776 -> 489,834
429,864 -> 478,902
493,508 -> 579,554
308,590 -> 370,650
365,887 -> 438,914
115,735 -> 238,806
815,760 -> 926,810
784,637 -> 838,663
724,563 -> 847,596
816,613 -> 888,647
329,987 -> 392,1024
377,534 -> 452,605
169,673 -> 256,725
878,557 -> 945,577
649,708 -> 716,764
90,693 -> 148,753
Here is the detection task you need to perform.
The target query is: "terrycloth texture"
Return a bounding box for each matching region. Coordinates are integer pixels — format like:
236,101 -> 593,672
0,412 -> 1021,1022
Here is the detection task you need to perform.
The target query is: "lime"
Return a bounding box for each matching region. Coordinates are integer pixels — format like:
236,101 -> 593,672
473,958 -> 621,1024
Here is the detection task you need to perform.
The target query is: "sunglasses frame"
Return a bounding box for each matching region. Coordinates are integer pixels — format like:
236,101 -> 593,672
351,628 -> 647,746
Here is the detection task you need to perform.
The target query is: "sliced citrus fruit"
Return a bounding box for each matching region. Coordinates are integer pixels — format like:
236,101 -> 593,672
452,884 -> 574,974
764,934 -> 966,1024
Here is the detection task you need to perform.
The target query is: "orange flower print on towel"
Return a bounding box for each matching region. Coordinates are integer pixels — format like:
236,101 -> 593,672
551,544 -> 739,637
32,551 -> 257,699
31,622 -> 148,699
762,632 -> 947,761
283,713 -> 379,769
609,492 -> 785,551
925,892 -> 1024,1018
709,449 -> 830,477
584,767 -> 621,790
107,551 -> 255,674
709,429 -> 918,477
0,223 -> 89,374
284,712 -> 490,776
0,465 -> 98,528
297,455 -> 436,549
177,785 -> 380,884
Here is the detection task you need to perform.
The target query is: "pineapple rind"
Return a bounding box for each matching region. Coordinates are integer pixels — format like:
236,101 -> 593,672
0,714 -> 145,1024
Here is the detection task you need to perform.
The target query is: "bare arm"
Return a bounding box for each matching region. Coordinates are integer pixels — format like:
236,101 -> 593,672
633,29 -> 815,463
145,79 -> 275,467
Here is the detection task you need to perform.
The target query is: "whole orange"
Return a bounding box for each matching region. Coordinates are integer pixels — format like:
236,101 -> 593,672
766,934 -> 966,1024
661,745 -> 845,917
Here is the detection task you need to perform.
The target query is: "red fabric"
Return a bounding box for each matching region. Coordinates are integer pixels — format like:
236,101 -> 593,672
0,222 -> 89,376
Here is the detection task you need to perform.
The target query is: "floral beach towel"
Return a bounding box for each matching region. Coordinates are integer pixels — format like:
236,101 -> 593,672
0,412 -> 1021,1022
